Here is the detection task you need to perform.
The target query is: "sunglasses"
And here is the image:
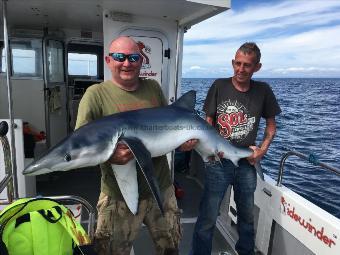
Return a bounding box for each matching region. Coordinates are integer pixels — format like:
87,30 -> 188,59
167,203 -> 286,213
109,52 -> 141,62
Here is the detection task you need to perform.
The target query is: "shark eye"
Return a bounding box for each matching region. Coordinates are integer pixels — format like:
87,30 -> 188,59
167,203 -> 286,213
64,154 -> 72,162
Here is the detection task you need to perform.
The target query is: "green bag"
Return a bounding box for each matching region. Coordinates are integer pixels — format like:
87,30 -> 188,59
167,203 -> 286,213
0,198 -> 91,255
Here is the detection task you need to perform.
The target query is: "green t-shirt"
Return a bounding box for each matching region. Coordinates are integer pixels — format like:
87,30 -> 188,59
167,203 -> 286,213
75,78 -> 172,200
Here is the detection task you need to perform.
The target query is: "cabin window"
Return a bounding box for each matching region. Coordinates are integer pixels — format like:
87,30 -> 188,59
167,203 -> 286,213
47,40 -> 65,83
10,39 -> 43,78
68,53 -> 98,76
1,47 -> 5,73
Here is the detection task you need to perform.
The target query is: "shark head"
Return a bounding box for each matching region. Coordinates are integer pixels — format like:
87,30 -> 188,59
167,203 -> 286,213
23,129 -> 115,176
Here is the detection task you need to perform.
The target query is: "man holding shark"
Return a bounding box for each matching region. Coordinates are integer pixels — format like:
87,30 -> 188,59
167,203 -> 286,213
75,36 -> 196,255
190,42 -> 281,255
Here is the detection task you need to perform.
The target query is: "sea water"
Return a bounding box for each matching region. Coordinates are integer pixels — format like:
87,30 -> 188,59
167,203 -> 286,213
181,78 -> 340,218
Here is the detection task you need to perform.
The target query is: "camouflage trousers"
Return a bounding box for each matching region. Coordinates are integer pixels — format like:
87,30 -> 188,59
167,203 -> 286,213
94,185 -> 182,255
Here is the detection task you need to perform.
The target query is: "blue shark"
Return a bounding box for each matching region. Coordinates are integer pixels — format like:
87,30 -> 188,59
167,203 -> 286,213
23,90 -> 262,214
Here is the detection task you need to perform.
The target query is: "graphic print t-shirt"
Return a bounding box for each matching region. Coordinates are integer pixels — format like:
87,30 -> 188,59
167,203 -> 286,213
203,78 -> 281,147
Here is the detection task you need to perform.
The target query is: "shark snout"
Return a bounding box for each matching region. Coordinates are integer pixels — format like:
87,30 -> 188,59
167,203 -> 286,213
23,159 -> 54,176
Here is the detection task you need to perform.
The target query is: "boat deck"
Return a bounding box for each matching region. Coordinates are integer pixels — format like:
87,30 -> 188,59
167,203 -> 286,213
36,168 -> 236,255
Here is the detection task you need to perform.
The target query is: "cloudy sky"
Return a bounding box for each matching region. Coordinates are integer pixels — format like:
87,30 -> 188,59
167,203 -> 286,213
182,0 -> 340,78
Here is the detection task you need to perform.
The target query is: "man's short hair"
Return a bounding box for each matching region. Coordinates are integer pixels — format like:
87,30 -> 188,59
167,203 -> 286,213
238,42 -> 261,63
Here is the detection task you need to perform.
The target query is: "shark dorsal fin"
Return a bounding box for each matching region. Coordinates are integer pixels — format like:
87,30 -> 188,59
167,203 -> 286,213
172,90 -> 196,111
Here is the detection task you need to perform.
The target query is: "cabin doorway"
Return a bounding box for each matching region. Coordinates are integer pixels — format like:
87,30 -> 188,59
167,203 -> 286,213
66,42 -> 104,131
44,38 -> 67,148
0,37 -> 68,152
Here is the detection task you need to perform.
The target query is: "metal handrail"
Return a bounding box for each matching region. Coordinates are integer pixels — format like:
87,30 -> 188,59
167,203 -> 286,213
46,195 -> 96,240
277,150 -> 340,186
2,0 -> 19,199
0,121 -> 14,203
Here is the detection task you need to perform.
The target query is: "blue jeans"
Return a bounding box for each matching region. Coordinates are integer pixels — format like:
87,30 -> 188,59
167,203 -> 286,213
189,159 -> 257,255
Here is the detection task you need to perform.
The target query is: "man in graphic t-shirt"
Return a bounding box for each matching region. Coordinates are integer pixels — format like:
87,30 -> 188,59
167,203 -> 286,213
189,42 -> 281,255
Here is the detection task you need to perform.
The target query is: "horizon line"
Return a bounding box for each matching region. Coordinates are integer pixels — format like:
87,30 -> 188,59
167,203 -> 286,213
182,77 -> 340,79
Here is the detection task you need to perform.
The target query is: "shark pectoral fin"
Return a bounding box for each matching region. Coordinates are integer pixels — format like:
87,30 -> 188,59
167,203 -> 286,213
254,161 -> 265,181
111,160 -> 139,214
121,137 -> 164,215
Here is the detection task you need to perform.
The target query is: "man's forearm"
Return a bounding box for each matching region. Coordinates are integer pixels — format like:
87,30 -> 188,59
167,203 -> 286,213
260,117 -> 276,153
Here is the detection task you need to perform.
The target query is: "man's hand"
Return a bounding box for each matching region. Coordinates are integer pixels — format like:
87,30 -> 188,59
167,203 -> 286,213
247,117 -> 276,165
108,142 -> 134,165
178,139 -> 198,151
207,151 -> 224,161
247,145 -> 266,165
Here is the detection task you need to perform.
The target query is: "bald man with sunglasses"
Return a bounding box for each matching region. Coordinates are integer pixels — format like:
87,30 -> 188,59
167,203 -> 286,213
76,36 -> 196,255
